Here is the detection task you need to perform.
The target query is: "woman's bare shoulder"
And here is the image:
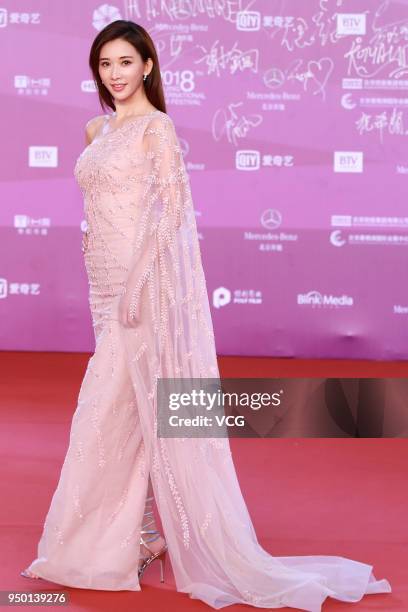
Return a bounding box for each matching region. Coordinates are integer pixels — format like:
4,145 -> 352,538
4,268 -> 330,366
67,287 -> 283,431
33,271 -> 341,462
85,115 -> 107,144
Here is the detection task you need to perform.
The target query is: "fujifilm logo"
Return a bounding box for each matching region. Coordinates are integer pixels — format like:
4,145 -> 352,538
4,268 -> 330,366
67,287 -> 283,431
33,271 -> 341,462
236,150 -> 260,171
334,151 -> 363,173
337,14 -> 366,35
298,291 -> 353,308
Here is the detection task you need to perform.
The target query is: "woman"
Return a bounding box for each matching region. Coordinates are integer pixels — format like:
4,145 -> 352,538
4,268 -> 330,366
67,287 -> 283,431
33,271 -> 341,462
21,20 -> 392,611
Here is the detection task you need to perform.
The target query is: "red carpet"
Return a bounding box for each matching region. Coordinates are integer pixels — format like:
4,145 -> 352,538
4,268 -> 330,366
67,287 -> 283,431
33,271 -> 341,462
0,352 -> 406,611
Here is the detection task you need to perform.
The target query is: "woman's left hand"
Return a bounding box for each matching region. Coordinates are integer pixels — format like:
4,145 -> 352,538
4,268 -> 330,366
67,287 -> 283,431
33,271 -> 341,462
118,291 -> 140,328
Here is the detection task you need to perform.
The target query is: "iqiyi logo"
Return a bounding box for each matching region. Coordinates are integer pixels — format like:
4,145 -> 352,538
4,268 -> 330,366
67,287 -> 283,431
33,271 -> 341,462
0,278 -> 7,298
236,150 -> 260,171
213,287 -> 231,309
0,9 -> 7,27
236,11 -> 261,31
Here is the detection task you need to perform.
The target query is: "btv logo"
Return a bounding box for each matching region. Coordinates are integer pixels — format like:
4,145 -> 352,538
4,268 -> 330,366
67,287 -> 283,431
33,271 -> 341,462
29,146 -> 58,168
213,287 -> 231,309
334,151 -> 363,173
337,14 -> 366,35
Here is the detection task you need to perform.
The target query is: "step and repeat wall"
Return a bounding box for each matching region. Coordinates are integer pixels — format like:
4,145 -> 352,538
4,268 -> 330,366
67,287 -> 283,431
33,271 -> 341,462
1,0 -> 407,357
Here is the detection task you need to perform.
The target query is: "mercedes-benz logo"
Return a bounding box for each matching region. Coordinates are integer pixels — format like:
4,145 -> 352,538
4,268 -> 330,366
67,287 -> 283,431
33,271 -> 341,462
260,209 -> 282,230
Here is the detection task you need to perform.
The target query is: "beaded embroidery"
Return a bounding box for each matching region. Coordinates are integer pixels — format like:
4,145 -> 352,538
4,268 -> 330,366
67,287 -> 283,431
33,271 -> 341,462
71,108 -> 228,577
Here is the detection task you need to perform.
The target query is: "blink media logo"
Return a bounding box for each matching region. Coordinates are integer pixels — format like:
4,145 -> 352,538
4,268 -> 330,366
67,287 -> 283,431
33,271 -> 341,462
297,291 -> 353,308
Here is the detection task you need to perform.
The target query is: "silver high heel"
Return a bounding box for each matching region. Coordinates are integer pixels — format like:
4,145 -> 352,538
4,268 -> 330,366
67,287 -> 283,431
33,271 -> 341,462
20,569 -> 40,580
138,495 -> 168,582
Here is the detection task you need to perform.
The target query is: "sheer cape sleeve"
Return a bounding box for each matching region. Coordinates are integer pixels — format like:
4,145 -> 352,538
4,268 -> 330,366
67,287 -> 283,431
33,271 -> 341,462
118,112 -> 219,379
115,114 -> 392,611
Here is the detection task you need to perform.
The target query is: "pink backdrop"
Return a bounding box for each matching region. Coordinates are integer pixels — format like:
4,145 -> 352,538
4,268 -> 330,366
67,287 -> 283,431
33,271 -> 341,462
1,0 -> 408,358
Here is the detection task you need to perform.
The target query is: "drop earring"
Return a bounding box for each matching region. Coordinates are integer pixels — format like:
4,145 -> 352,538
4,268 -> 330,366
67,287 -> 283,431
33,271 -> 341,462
143,74 -> 147,81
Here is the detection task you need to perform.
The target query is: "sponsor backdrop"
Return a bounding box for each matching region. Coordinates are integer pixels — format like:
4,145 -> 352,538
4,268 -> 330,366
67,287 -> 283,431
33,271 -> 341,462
1,1 -> 407,358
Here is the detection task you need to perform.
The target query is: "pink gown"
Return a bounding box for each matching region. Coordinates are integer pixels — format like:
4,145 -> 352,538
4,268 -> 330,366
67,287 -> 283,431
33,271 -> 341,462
26,109 -> 392,611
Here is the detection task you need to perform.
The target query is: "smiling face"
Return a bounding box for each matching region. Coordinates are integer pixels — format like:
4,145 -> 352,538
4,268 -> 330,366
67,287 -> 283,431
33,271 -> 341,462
98,38 -> 152,101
